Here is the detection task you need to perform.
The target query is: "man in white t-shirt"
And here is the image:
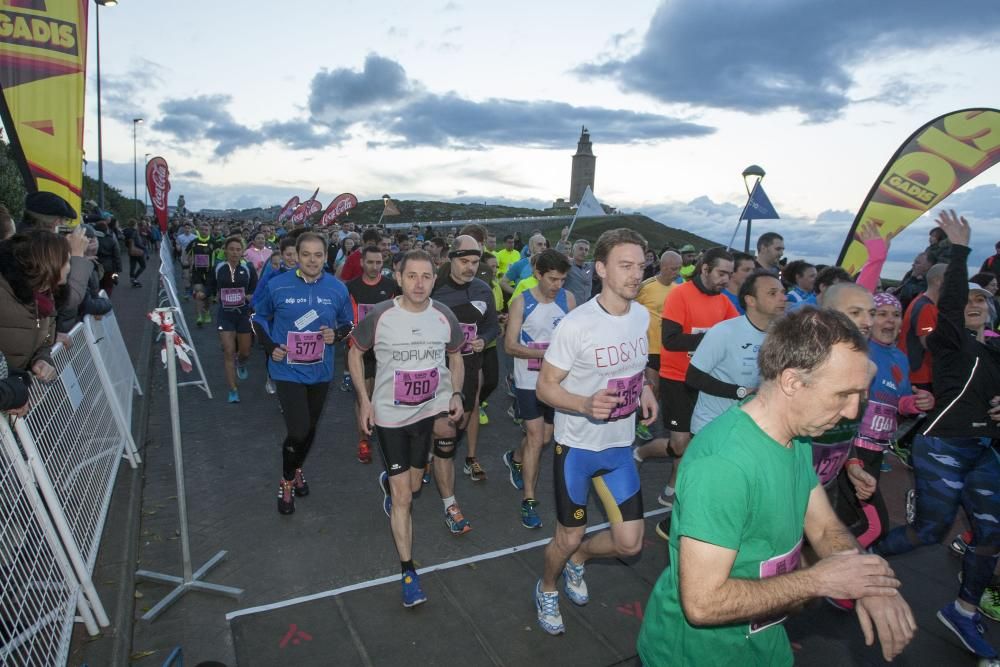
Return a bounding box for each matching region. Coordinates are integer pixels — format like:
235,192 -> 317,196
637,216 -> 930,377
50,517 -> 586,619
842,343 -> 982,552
532,228 -> 658,636
688,272 -> 787,434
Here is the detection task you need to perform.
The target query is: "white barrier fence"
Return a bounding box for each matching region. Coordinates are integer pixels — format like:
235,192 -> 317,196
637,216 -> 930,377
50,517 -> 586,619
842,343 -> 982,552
1,306 -> 142,664
158,240 -> 212,397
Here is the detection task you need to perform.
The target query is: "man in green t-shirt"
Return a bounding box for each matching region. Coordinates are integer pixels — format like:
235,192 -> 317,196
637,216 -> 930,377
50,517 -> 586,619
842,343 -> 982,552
637,308 -> 915,667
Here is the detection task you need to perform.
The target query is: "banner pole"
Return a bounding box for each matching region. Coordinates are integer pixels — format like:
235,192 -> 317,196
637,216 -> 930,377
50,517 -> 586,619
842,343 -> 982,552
744,218 -> 752,254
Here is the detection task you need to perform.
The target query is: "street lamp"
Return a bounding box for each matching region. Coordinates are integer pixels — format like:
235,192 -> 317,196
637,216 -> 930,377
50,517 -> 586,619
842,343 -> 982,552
132,118 -> 143,216
94,0 -> 117,210
144,153 -> 150,214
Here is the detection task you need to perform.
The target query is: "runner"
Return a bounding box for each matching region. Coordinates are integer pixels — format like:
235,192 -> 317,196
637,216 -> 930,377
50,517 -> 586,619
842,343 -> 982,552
252,232 -> 354,515
186,221 -> 218,326
348,249 -> 465,608
635,250 -> 681,403
532,228 -> 657,635
502,249 -> 574,529
875,211 -> 1000,659
637,307 -> 915,666
206,236 -> 258,403
635,247 -> 738,509
346,245 -> 400,464
430,235 -> 497,525
722,251 -> 755,314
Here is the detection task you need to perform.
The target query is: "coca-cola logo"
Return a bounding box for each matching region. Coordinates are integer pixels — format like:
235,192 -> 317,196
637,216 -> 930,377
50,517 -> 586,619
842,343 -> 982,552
320,193 -> 358,226
277,196 -> 299,223
146,158 -> 170,211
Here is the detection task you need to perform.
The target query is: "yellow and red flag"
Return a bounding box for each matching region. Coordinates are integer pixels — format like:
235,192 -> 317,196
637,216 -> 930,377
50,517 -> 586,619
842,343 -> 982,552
838,108 -> 1000,274
0,0 -> 89,220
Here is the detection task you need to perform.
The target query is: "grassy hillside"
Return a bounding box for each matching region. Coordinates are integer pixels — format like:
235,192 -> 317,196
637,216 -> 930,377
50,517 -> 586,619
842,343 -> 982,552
540,215 -> 723,252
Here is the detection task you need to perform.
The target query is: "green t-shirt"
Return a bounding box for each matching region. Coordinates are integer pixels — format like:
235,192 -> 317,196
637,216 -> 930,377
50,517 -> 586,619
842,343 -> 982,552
637,405 -> 818,667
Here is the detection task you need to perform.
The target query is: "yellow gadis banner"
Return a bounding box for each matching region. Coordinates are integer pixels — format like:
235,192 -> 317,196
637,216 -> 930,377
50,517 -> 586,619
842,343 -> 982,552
0,0 -> 89,220
838,109 -> 1000,274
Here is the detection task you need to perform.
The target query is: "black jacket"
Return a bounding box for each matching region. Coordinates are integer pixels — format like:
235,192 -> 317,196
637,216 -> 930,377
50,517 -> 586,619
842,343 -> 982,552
921,244 -> 1000,440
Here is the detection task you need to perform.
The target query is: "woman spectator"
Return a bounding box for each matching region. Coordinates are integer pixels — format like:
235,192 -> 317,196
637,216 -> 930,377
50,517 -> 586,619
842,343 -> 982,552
333,235 -> 356,278
783,259 -> 817,309
244,232 -> 273,275
970,271 -> 999,331
123,218 -> 149,288
0,229 -> 69,382
94,220 -> 122,295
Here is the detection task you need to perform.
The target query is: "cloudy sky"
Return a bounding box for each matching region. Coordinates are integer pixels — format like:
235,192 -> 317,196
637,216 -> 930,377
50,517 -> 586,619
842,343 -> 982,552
86,0 -> 1000,276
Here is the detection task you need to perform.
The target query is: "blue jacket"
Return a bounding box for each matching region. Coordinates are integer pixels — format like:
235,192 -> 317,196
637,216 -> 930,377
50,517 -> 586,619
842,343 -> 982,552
252,269 -> 353,384
252,261 -> 294,310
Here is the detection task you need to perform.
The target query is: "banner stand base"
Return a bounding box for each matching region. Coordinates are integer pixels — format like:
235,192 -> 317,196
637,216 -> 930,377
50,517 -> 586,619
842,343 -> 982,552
136,550 -> 243,622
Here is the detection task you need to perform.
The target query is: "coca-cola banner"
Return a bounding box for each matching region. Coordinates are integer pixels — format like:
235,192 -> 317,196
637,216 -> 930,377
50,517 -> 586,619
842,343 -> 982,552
145,157 -> 170,233
276,196 -> 299,223
291,198 -> 322,224
320,193 -> 358,226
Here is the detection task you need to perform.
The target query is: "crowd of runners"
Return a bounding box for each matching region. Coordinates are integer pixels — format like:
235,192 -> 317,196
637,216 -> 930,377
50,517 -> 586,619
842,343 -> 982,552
160,210 -> 1000,664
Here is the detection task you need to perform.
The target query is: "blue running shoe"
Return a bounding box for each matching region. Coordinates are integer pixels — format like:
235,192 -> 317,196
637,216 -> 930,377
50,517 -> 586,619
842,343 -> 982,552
503,450 -> 524,490
534,580 -> 564,635
401,570 -> 427,608
937,602 -> 998,658
444,504 -> 472,535
237,364 -> 248,381
562,559 -> 589,606
227,389 -> 240,403
379,471 -> 391,517
521,499 -> 542,529
340,374 -> 353,392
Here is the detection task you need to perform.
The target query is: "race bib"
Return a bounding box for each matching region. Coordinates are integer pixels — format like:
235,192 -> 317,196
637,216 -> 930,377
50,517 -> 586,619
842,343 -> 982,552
194,254 -> 210,268
220,287 -> 246,308
393,368 -> 440,406
285,331 -> 325,365
357,303 -> 374,322
526,341 -> 549,371
750,540 -> 802,633
606,371 -> 643,421
858,400 -> 897,442
812,441 -> 851,486
460,323 -> 478,354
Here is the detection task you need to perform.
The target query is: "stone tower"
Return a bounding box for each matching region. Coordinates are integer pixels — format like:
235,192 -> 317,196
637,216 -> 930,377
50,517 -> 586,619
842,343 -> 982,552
569,126 -> 596,206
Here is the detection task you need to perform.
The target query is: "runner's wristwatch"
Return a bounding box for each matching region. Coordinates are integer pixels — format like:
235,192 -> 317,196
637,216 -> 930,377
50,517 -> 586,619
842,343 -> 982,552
736,386 -> 749,399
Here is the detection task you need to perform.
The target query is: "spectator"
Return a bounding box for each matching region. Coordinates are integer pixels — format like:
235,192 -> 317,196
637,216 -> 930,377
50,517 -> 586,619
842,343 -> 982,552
17,191 -> 76,233
0,229 -> 69,381
94,220 -> 122,295
642,249 -> 658,280
123,218 -> 149,288
783,260 -> 817,309
925,226 -> 952,265
754,231 -> 784,275
891,251 -> 932,311
970,272 -> 998,329
982,240 -> 1000,282
75,224 -> 112,321
0,350 -> 31,415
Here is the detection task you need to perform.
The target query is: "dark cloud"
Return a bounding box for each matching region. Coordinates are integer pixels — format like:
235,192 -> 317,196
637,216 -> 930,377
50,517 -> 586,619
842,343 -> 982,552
579,0 -> 1000,121
307,54 -> 713,148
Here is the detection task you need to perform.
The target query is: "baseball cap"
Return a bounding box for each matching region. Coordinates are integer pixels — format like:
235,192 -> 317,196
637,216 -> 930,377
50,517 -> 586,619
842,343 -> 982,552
679,244 -> 696,253
969,282 -> 993,299
25,191 -> 77,220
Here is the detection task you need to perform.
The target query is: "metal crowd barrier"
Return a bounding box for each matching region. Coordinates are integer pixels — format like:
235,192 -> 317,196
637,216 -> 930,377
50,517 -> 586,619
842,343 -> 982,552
157,241 -> 212,397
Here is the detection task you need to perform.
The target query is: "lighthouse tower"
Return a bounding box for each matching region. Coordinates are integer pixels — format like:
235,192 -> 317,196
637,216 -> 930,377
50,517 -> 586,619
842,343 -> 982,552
569,126 -> 596,206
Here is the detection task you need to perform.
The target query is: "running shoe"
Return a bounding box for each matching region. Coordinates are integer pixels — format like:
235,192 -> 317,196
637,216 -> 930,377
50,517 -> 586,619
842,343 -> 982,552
339,374 -> 353,392
905,489 -> 916,525
277,479 -> 294,515
824,597 -> 855,612
952,530 -> 974,556
502,450 -> 524,490
479,405 -> 489,426
506,404 -> 522,425
379,471 -> 391,517
563,559 -> 589,606
655,516 -> 671,541
635,422 -> 653,442
505,374 -> 517,398
227,389 -> 240,403
937,602 -> 999,658
889,442 -> 913,469
981,586 -> 1000,623
358,440 -> 372,464
401,570 -> 427,608
237,364 -> 249,381
657,486 -> 675,510
463,457 -> 487,482
444,503 -> 472,535
521,498 -> 542,529
265,377 -> 277,395
293,467 -> 309,497
534,580 -> 565,635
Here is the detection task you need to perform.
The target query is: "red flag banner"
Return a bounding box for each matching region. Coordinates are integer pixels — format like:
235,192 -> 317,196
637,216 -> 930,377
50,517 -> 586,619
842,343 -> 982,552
290,198 -> 321,223
320,192 -> 358,226
276,196 -> 299,223
837,108 -> 1000,274
145,156 -> 170,232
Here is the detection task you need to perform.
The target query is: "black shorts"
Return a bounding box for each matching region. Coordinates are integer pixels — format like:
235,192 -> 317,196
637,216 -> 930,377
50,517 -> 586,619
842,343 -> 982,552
363,350 -> 376,380
660,377 -> 698,433
646,353 -> 660,372
458,355 -> 483,412
515,388 -> 554,424
553,443 -> 643,527
375,416 -> 435,477
217,307 -> 252,334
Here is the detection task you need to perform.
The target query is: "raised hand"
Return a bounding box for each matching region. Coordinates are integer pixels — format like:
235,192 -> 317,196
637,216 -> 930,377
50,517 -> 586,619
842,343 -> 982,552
934,209 -> 971,247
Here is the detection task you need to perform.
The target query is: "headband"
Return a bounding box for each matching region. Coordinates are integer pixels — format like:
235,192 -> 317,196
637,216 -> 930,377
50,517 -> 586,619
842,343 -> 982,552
873,291 -> 901,310
448,248 -> 482,259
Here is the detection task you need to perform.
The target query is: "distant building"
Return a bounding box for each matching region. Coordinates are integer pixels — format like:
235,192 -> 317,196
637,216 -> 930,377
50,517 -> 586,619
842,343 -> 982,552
569,126 -> 596,206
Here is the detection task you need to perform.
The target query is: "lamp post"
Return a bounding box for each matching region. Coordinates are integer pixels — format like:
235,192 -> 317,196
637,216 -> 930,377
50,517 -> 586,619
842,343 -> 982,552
741,165 -> 765,253
144,153 -> 150,214
94,0 -> 117,210
132,118 -> 143,216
